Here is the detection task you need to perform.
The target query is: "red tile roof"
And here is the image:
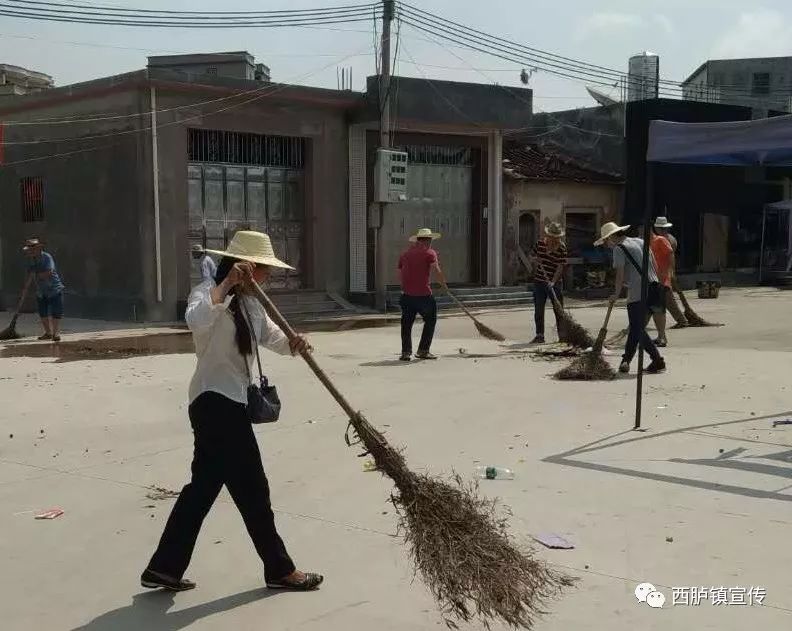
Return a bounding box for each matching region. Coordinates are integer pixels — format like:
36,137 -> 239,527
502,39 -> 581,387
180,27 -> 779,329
503,144 -> 623,184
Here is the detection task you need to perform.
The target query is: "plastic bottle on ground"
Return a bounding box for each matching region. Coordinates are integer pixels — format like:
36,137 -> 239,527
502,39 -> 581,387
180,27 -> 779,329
474,466 -> 514,480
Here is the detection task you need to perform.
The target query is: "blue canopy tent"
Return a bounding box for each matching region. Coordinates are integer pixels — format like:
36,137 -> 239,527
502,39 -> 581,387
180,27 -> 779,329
631,115 -> 792,427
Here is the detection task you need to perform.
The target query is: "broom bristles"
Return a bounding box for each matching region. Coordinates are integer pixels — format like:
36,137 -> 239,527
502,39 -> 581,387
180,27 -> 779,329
474,319 -> 506,342
682,306 -> 723,327
347,412 -> 575,628
549,298 -> 594,348
0,319 -> 21,341
553,351 -> 616,381
676,290 -> 724,327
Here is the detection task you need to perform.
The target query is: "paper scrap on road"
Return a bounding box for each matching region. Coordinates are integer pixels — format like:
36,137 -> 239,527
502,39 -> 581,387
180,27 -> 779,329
532,533 -> 574,549
35,508 -> 64,520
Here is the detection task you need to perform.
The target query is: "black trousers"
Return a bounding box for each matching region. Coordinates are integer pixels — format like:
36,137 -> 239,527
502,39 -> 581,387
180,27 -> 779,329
400,294 -> 437,354
623,301 -> 662,365
533,282 -> 563,337
147,391 -> 295,582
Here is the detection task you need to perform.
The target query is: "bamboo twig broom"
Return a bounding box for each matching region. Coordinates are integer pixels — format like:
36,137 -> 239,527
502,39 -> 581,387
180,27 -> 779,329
554,301 -> 616,381
247,280 -> 574,629
548,288 -> 595,349
443,284 -> 506,342
673,281 -> 723,327
0,279 -> 30,341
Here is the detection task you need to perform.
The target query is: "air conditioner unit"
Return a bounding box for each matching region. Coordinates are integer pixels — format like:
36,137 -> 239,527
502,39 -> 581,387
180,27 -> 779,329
374,148 -> 408,203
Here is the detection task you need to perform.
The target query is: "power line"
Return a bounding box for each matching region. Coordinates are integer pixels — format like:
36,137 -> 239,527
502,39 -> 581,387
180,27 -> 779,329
0,31 -> 373,56
399,39 -> 569,139
403,24 -> 623,140
0,12 -> 379,29
397,3 -> 792,102
0,1 -> 382,28
5,0 -> 376,16
397,11 -> 683,98
399,3 -> 630,85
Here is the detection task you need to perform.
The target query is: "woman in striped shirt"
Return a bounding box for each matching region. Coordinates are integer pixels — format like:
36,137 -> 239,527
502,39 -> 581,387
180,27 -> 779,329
529,222 -> 567,344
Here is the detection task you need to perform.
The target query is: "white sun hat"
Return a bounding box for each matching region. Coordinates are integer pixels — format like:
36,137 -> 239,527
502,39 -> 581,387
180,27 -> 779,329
205,230 -> 294,270
594,221 -> 631,246
409,227 -> 441,242
654,216 -> 673,228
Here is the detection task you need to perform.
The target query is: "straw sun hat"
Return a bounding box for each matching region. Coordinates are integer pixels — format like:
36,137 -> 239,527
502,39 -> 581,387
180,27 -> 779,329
205,230 -> 294,270
409,227 -> 441,242
654,216 -> 673,228
22,238 -> 42,251
544,221 -> 565,237
594,222 -> 631,246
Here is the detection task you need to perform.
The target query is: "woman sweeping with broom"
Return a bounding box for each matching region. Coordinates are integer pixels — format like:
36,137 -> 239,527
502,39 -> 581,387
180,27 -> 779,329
141,230 -> 322,593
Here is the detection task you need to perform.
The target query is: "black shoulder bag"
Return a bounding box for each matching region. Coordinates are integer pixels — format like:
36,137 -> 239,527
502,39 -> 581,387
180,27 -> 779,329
239,297 -> 282,424
618,243 -> 661,304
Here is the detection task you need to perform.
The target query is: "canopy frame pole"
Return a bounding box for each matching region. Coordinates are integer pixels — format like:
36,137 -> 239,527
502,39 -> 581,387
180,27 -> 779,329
759,205 -> 767,284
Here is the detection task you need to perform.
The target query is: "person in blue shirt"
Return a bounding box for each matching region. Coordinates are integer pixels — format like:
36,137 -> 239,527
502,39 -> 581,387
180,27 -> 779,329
23,238 -> 65,342
191,244 -> 217,284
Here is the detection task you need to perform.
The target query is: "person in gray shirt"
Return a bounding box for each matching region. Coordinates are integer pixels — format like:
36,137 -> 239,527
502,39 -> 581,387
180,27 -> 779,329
595,222 -> 666,374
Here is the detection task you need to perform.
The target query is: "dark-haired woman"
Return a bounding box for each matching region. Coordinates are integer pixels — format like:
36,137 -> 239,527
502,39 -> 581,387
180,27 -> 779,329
141,231 -> 323,592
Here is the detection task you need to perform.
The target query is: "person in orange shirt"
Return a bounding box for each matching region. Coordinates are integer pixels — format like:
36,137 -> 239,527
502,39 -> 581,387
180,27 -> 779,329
649,224 -> 675,347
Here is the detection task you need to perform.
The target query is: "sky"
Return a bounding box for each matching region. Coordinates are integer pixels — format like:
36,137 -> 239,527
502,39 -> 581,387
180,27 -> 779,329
2,0 -> 792,112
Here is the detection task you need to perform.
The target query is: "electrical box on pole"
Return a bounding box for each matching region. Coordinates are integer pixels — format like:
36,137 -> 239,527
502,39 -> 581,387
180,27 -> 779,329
374,148 -> 408,202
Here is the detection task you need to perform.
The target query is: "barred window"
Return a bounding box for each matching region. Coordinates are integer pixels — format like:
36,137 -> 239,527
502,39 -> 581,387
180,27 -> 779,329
399,145 -> 473,166
20,177 -> 44,222
188,129 -> 305,168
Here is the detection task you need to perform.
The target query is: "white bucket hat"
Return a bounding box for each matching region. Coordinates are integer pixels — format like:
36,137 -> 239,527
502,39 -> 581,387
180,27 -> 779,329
205,230 -> 294,270
409,227 -> 441,242
594,221 -> 630,246
654,216 -> 673,228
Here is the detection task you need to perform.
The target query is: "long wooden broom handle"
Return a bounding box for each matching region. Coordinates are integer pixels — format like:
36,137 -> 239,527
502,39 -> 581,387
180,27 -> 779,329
602,300 -> 615,329
548,286 -> 564,311
246,280 -> 358,420
672,279 -> 692,310
443,284 -> 476,320
14,276 -> 32,314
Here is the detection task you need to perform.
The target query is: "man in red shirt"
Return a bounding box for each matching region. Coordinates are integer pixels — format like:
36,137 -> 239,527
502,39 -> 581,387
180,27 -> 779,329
398,228 -> 447,361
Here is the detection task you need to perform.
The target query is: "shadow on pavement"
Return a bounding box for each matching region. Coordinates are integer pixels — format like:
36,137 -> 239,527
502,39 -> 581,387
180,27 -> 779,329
359,358 -> 415,367
71,588 -> 278,631
543,411 -> 792,503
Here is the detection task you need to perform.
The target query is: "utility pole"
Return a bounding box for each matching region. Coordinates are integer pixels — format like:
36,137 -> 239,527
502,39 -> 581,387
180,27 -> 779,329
375,0 -> 394,311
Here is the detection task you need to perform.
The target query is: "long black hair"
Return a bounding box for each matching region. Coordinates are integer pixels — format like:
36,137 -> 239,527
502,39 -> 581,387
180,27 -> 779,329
214,256 -> 252,356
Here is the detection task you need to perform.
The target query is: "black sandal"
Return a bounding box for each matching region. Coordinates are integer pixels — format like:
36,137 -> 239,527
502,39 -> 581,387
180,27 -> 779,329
267,572 -> 324,591
141,568 -> 196,591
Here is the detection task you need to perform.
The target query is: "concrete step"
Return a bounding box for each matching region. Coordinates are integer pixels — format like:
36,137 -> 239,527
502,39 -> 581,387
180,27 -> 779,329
387,286 -> 533,311
434,291 -> 532,302
269,292 -> 350,322
270,291 -> 337,305
275,301 -> 344,314
441,285 -> 533,297
439,297 -> 532,309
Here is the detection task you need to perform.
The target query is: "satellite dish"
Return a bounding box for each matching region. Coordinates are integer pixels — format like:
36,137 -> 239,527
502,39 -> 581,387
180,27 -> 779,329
520,68 -> 534,85
586,86 -> 619,106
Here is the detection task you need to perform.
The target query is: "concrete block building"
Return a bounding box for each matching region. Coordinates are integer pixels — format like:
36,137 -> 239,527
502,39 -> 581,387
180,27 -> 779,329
0,52 -> 533,321
682,57 -> 792,113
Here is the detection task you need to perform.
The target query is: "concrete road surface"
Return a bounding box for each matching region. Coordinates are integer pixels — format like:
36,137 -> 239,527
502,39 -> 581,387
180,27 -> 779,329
1,288 -> 791,630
